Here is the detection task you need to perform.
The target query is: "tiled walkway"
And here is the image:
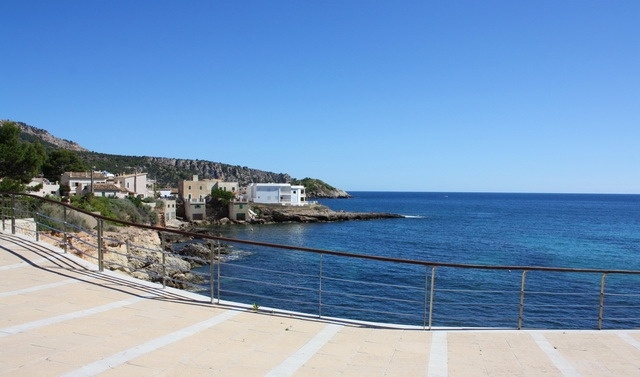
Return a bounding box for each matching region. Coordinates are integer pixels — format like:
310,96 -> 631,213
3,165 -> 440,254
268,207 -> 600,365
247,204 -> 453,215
1,231 -> 639,376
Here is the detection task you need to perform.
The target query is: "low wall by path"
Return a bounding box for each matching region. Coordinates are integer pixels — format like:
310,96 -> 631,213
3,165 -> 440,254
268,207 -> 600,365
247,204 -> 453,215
4,218 -> 37,239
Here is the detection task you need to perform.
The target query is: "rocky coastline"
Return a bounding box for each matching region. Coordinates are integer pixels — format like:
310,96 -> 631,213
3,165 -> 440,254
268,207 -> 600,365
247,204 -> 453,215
246,204 -> 403,224
39,204 -> 403,290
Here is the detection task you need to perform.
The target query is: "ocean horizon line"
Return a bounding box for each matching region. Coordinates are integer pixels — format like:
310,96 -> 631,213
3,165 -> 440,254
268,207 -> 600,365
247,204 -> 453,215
340,190 -> 640,196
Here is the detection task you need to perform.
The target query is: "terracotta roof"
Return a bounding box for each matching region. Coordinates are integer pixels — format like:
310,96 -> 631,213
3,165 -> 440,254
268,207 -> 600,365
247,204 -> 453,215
91,183 -> 128,192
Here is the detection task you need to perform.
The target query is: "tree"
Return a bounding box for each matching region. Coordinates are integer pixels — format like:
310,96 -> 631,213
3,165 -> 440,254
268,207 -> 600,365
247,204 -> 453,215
209,187 -> 236,219
42,149 -> 88,181
0,122 -> 46,192
211,187 -> 235,206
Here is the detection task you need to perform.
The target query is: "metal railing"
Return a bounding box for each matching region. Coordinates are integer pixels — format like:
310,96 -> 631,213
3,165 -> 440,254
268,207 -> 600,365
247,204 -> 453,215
2,193 -> 639,330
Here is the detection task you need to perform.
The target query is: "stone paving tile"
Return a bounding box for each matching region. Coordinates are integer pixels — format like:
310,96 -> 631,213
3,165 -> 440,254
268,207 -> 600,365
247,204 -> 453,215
543,331 -> 640,376
448,331 -> 563,377
3,232 -> 640,377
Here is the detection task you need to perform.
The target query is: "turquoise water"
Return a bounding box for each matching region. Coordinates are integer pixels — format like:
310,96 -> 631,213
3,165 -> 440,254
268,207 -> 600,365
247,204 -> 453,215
201,192 -> 640,329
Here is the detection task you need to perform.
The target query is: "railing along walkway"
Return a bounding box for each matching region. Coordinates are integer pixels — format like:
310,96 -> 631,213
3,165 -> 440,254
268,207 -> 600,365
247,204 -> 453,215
2,232 -> 640,376
2,193 -> 640,331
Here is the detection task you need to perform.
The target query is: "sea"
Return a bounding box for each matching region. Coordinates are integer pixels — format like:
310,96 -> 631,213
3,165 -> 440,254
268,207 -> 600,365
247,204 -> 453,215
197,192 -> 640,329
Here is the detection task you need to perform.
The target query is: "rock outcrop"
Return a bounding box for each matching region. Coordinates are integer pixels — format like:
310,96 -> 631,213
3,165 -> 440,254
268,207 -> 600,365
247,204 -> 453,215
249,204 -> 403,223
8,120 -> 88,152
42,227 -> 203,289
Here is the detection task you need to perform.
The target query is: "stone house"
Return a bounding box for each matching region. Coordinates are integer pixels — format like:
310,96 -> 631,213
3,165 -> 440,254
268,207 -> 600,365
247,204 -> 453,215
91,183 -> 129,199
112,172 -> 152,198
61,172 -> 107,195
178,175 -> 240,221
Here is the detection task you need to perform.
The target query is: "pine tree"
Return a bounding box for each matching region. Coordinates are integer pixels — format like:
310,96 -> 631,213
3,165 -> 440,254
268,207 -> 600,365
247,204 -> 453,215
0,122 -> 46,192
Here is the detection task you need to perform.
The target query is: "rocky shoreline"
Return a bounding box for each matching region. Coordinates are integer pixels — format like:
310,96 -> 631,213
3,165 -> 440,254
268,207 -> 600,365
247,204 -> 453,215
247,204 -> 403,223
195,203 -> 404,226
39,205 -> 403,290
41,227 -> 206,290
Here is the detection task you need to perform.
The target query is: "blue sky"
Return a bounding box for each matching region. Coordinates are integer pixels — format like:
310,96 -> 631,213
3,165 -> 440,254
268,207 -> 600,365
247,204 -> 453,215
2,1 -> 638,193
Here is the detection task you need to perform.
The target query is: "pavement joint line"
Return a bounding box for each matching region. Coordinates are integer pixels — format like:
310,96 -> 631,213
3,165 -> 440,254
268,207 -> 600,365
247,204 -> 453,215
60,309 -> 241,377
0,278 -> 78,298
0,295 -> 147,337
0,257 -> 49,270
264,323 -> 341,377
530,332 -> 581,377
617,332 -> 640,351
427,331 -> 448,377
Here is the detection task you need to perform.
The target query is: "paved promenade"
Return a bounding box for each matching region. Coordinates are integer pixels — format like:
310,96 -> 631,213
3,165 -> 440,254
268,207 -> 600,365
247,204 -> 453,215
1,231 -> 639,376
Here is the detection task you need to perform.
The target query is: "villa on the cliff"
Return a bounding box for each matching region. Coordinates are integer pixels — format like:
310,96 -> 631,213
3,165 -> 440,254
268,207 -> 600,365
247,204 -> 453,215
178,175 -> 240,221
27,177 -> 60,197
246,183 -> 307,206
175,179 -> 308,221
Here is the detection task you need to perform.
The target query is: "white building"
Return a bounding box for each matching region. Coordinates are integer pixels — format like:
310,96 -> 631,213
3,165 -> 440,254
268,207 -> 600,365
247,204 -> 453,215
27,178 -> 60,197
247,183 -> 307,206
290,185 -> 306,205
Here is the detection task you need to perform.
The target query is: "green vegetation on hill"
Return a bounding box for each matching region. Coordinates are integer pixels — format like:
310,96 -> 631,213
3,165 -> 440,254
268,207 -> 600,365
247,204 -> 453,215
71,194 -> 159,226
0,122 -> 46,192
291,177 -> 351,198
292,177 -> 335,192
4,119 -> 349,198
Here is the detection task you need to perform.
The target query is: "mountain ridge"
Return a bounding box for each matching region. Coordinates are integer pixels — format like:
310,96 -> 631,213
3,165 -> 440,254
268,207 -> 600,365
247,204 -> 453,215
3,119 -> 350,198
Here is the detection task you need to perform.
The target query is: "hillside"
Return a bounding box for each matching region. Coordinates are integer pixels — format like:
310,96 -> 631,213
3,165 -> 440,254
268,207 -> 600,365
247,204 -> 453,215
4,120 -> 350,198
9,121 -> 88,152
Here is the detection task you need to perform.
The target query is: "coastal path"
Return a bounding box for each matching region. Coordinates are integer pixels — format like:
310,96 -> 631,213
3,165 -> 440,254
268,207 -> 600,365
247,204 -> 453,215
1,231 -> 640,376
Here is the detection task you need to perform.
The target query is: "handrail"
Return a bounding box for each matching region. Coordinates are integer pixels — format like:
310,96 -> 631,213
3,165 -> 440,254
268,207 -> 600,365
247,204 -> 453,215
2,192 -> 640,330
7,192 -> 639,276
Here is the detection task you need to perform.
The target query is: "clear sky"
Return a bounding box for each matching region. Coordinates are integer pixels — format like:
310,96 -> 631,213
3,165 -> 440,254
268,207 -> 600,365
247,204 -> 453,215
2,1 -> 638,193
